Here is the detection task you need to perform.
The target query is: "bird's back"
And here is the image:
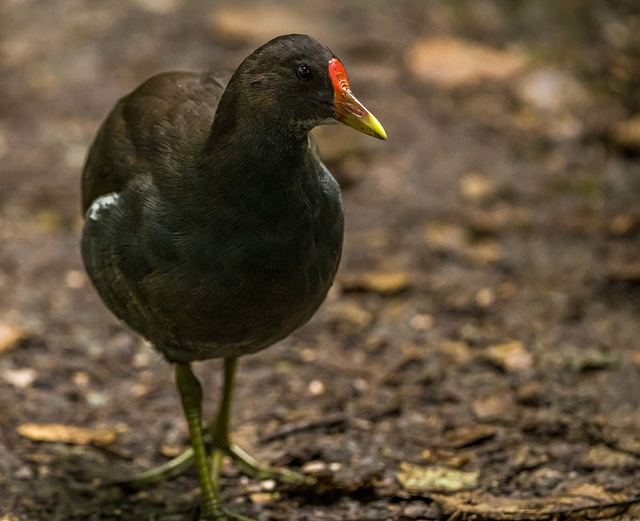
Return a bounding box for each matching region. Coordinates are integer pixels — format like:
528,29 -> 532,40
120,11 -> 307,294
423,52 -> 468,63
82,71 -> 228,214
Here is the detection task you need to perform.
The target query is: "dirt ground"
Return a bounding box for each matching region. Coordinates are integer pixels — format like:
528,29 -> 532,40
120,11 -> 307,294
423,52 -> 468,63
2,1 -> 640,520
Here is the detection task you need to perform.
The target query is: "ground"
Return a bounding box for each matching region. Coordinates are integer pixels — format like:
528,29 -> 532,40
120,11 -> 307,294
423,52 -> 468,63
1,1 -> 640,520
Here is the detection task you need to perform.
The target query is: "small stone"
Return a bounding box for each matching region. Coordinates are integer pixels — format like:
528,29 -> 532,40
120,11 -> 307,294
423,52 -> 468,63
14,466 -> 34,480
459,172 -> 497,202
2,368 -> 37,389
302,460 -> 326,474
409,314 -> 434,331
515,67 -> 590,114
86,391 -> 108,407
260,479 -> 276,491
308,380 -> 325,396
328,462 -> 342,472
475,287 -> 495,308
64,270 -> 86,289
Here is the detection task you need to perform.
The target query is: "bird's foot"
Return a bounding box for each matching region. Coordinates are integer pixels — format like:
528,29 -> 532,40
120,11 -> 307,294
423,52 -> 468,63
227,443 -> 315,485
113,447 -> 195,488
116,439 -> 314,488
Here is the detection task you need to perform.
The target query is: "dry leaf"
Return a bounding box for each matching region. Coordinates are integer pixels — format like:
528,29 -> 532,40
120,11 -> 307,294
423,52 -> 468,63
611,116 -> 640,152
407,37 -> 527,88
397,462 -> 479,492
342,271 -> 413,295
472,394 -> 515,422
443,424 -> 498,449
329,300 -> 374,327
0,322 -> 27,354
424,222 -> 467,252
250,492 -> 278,505
433,488 -> 637,519
581,445 -> 635,469
208,5 -> 319,45
17,423 -> 116,446
484,341 -> 533,372
460,172 -> 497,202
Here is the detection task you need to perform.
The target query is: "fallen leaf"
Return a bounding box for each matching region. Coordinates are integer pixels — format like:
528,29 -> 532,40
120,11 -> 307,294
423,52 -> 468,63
484,341 -> 533,372
433,489 -> 637,519
208,5 -> 320,45
397,462 -> 479,492
459,172 -> 497,202
424,223 -> 503,264
472,393 -> 515,422
424,222 -> 467,252
465,240 -> 503,265
468,205 -> 533,235
160,445 -> 182,458
443,424 -> 498,449
17,424 -> 117,446
514,67 -> 590,114
610,116 -> 640,152
572,349 -> 619,372
0,322 -> 27,354
329,300 -> 374,328
250,492 -> 278,505
516,381 -> 544,406
607,262 -> 640,282
581,445 -> 636,469
131,0 -> 180,14
407,37 -> 527,88
341,271 -> 413,295
436,341 -> 472,364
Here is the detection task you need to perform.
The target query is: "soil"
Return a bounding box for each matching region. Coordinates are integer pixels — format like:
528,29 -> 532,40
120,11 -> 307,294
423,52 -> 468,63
1,1 -> 640,520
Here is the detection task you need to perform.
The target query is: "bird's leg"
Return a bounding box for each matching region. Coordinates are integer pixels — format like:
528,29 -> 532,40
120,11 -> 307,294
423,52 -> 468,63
117,357 -> 312,489
175,363 -> 228,520
207,358 -> 314,485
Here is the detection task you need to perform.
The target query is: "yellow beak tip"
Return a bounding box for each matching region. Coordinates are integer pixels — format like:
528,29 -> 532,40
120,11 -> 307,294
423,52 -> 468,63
369,115 -> 388,141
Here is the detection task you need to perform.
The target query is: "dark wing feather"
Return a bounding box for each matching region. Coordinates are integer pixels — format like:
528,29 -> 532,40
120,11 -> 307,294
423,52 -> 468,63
81,71 -> 229,214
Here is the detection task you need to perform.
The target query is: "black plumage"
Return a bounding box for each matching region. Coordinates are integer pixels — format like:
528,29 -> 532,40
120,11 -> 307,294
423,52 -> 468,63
82,36 -> 344,362
80,34 -> 385,520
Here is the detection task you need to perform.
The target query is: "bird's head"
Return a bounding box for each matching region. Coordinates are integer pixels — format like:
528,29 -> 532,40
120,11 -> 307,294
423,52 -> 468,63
234,34 -> 387,141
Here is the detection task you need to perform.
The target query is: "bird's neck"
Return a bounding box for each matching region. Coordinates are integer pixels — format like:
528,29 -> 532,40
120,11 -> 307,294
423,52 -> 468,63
200,82 -> 315,194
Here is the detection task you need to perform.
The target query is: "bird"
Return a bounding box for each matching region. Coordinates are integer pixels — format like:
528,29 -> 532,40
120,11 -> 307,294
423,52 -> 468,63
80,34 -> 386,521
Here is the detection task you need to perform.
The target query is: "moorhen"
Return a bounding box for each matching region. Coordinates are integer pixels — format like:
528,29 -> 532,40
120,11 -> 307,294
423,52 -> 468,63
81,34 -> 386,520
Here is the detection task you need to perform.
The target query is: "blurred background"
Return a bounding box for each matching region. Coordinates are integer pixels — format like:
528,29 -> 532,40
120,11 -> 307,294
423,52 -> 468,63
1,1 -> 640,520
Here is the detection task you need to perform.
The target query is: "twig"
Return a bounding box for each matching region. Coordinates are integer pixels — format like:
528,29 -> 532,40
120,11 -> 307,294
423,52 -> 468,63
260,405 -> 400,444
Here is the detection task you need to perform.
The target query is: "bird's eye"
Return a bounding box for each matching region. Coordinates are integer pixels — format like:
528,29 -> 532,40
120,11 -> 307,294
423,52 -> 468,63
296,65 -> 313,82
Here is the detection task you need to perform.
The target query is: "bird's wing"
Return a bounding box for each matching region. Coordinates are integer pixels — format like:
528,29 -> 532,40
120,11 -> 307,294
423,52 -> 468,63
81,71 -> 230,215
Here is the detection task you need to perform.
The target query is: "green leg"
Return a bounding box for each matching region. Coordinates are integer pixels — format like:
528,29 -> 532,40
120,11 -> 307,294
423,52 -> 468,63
175,363 -> 224,520
209,359 -> 314,486
119,358 -> 313,490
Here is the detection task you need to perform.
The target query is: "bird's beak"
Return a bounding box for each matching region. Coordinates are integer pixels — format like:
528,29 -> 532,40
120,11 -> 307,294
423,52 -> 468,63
329,58 -> 387,141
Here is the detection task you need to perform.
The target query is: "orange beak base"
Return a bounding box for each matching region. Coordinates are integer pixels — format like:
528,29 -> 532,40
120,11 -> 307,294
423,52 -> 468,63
328,58 -> 387,140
